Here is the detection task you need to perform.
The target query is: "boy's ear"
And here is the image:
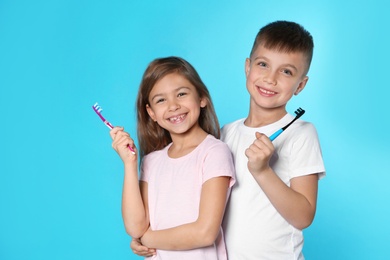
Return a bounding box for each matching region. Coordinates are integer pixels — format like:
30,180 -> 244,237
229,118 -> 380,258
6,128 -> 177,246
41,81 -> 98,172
245,58 -> 251,76
294,76 -> 309,95
146,104 -> 157,121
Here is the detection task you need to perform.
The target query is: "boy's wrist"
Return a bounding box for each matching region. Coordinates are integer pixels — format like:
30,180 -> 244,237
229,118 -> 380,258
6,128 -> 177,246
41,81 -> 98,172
252,166 -> 274,180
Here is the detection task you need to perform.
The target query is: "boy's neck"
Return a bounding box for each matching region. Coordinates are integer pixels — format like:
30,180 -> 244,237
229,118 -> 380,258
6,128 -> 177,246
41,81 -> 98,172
244,106 -> 287,128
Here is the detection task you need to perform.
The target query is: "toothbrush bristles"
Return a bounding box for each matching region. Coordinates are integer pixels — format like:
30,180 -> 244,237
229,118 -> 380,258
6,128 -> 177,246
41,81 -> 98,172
93,102 -> 103,113
92,102 -> 136,154
295,107 -> 305,117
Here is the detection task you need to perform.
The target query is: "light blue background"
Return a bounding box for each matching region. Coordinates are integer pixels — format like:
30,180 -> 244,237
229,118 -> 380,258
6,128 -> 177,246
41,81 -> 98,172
1,0 -> 389,259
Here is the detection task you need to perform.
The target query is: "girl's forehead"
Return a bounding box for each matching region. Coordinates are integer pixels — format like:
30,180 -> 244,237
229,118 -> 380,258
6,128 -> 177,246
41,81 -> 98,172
149,73 -> 196,96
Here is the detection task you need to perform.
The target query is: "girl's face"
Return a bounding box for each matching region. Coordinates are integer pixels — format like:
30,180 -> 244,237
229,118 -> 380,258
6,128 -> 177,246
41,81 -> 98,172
146,73 -> 206,137
245,44 -> 308,113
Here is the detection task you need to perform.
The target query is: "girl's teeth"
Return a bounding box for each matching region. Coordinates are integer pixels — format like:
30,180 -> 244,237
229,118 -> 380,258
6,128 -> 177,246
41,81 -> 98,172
169,114 -> 185,122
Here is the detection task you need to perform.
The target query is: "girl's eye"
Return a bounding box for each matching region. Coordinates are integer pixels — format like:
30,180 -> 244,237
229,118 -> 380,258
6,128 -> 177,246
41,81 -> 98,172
178,92 -> 187,97
155,98 -> 165,104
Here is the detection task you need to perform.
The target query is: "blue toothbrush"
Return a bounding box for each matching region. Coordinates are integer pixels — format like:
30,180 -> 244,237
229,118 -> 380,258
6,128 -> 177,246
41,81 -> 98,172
269,107 -> 305,141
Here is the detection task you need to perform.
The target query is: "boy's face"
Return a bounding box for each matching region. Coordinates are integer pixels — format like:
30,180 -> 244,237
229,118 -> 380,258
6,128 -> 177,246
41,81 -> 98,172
245,44 -> 309,112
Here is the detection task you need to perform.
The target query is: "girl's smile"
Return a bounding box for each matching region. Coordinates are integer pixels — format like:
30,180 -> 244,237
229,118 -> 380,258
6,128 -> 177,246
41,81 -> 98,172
146,72 -> 206,137
167,113 -> 186,124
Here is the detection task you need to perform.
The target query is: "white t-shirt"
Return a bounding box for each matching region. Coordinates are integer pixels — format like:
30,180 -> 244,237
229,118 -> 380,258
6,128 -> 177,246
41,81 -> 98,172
141,135 -> 235,260
221,114 -> 325,260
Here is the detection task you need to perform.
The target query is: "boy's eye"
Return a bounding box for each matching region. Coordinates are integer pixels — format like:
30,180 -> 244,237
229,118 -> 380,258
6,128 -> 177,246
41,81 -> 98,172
257,62 -> 267,67
282,69 -> 292,76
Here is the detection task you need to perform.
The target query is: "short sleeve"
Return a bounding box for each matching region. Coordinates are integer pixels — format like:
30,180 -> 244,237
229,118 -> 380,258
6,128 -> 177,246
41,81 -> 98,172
289,123 -> 326,179
201,141 -> 236,187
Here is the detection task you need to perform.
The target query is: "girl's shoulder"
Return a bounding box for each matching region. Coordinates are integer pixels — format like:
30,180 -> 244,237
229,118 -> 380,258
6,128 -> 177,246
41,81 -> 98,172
198,135 -> 233,159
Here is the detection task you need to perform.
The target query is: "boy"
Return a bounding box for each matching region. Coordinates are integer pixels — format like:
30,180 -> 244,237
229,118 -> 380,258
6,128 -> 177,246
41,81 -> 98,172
130,20 -> 325,259
221,20 -> 325,259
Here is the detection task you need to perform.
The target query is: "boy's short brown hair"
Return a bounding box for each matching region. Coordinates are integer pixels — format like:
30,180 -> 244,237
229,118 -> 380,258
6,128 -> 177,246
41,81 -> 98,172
250,20 -> 314,74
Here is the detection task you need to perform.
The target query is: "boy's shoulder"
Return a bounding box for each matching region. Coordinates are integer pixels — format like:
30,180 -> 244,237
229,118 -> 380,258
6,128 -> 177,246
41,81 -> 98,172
221,118 -> 245,131
221,118 -> 246,142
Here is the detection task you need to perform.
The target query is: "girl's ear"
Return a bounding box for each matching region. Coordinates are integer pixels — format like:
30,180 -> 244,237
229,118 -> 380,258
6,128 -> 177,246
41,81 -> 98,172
294,76 -> 309,95
146,104 -> 157,121
200,97 -> 207,108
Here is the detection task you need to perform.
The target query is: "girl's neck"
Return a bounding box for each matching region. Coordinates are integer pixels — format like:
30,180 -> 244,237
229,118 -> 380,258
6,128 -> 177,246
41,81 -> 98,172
168,127 -> 208,158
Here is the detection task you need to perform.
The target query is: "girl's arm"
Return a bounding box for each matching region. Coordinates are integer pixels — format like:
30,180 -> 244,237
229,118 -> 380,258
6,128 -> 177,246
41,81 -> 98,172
140,176 -> 231,250
245,132 -> 318,230
110,127 -> 149,238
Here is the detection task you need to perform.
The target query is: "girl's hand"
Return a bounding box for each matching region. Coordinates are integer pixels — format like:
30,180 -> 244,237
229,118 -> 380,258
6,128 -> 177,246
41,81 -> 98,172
130,237 -> 156,257
110,127 -> 137,164
245,132 -> 274,176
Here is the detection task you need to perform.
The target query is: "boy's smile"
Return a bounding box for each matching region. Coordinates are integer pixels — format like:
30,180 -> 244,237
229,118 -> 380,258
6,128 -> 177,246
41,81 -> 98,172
245,44 -> 308,115
258,86 -> 277,96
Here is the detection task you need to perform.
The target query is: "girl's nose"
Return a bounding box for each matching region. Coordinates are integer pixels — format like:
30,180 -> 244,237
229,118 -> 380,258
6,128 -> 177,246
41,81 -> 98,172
168,100 -> 180,111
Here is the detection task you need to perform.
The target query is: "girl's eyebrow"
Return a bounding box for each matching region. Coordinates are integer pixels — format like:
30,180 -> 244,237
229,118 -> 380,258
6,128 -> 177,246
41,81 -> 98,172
150,86 -> 191,101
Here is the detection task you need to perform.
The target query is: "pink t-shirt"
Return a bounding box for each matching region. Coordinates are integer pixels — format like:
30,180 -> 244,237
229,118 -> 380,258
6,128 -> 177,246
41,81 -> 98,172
141,135 -> 235,260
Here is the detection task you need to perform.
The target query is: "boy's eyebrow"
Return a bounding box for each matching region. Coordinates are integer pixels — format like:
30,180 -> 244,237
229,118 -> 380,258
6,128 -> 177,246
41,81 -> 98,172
253,56 -> 299,72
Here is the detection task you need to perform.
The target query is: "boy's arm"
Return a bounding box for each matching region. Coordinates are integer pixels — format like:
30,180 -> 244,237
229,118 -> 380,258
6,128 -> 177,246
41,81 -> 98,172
246,132 -> 318,230
140,176 -> 231,250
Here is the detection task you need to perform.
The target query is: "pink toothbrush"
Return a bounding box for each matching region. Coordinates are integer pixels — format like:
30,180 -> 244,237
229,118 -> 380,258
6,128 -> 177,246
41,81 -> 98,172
92,102 -> 136,154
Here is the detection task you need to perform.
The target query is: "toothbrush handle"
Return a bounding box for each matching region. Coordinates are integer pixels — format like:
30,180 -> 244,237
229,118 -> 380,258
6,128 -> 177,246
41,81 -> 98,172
105,121 -> 114,129
269,129 -> 283,141
106,122 -> 136,154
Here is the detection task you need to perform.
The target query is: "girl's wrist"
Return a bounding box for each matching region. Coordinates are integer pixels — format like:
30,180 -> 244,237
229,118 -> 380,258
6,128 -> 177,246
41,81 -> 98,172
124,162 -> 138,173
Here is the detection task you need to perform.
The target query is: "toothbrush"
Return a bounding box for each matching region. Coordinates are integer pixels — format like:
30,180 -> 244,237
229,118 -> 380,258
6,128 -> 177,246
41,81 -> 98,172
269,107 -> 305,141
92,102 -> 136,154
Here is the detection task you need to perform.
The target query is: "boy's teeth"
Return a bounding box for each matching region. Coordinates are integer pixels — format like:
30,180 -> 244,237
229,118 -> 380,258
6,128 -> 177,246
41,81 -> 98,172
260,88 -> 275,94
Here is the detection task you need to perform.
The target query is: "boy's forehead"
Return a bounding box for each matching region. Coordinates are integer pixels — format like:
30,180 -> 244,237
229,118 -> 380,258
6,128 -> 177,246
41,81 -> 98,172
253,45 -> 308,65
253,44 -> 305,57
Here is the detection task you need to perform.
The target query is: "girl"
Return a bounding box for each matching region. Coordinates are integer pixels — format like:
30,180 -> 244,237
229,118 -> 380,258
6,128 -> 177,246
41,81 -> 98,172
110,56 -> 235,259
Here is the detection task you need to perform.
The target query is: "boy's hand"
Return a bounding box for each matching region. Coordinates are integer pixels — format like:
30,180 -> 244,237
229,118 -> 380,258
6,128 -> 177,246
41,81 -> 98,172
245,132 -> 274,175
130,237 -> 156,257
110,126 -> 137,164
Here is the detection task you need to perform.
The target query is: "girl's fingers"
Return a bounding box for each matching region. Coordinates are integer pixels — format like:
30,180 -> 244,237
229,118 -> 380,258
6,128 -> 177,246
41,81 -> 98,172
110,127 -> 137,157
130,239 -> 155,257
113,136 -> 132,151
109,126 -> 124,139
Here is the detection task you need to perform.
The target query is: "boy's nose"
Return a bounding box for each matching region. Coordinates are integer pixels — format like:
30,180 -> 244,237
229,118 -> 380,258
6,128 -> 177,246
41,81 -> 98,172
263,71 -> 277,85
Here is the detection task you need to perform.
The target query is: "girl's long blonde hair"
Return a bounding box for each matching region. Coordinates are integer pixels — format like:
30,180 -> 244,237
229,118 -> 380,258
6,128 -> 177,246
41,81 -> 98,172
136,56 -> 220,160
